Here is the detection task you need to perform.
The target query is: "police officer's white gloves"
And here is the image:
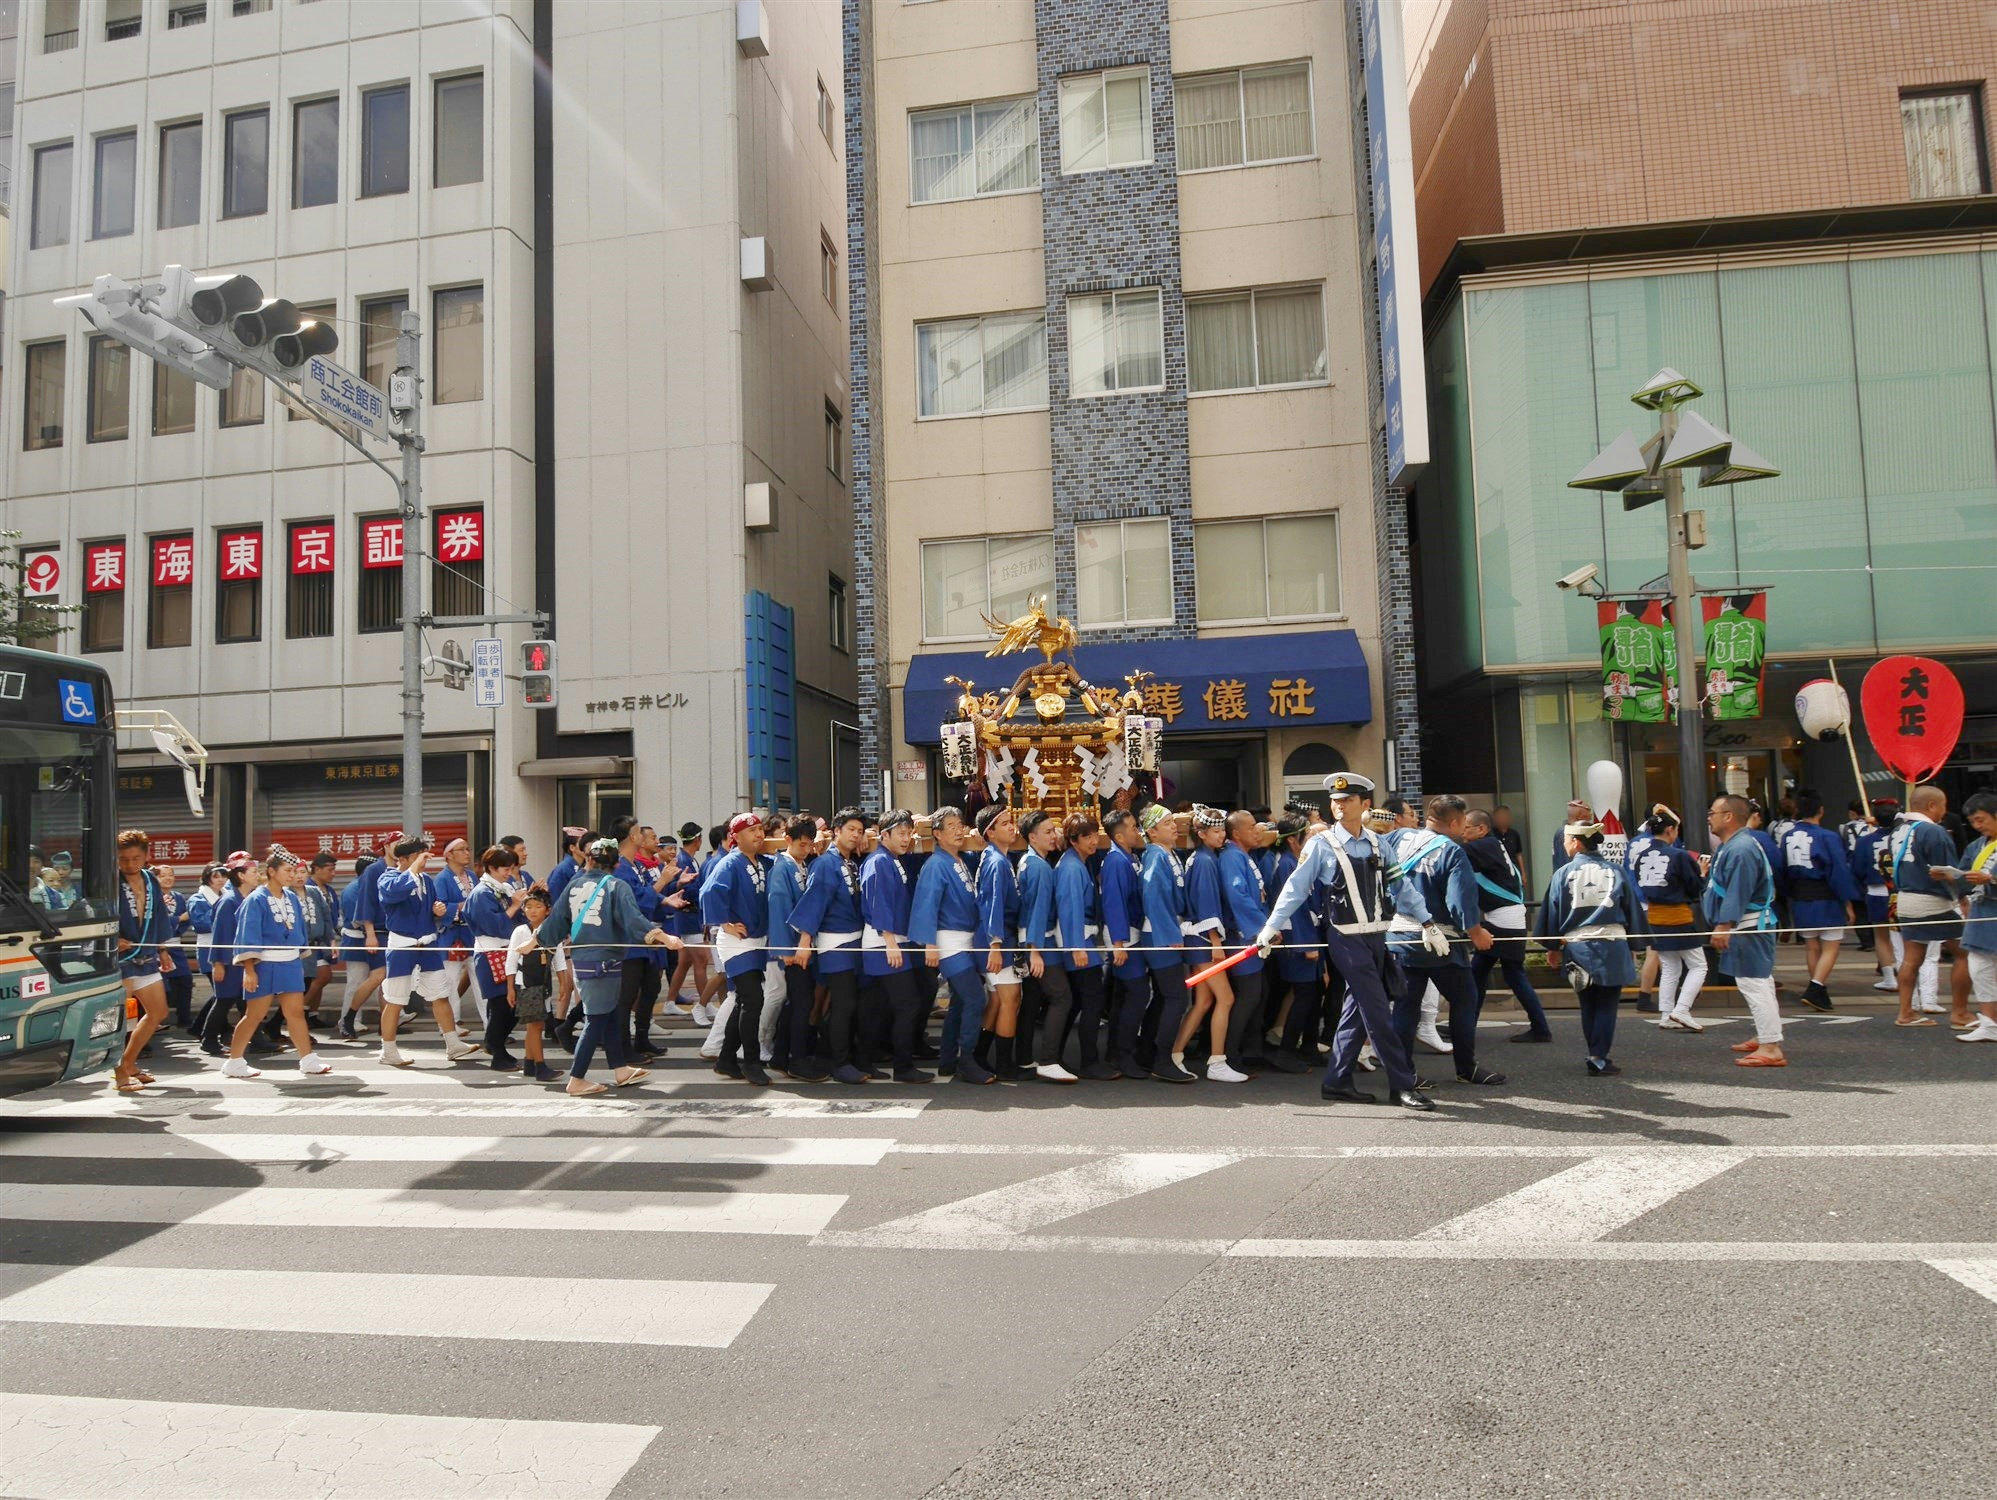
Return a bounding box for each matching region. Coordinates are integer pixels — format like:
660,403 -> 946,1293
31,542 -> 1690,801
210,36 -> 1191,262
1255,926 -> 1279,957
1421,922 -> 1452,957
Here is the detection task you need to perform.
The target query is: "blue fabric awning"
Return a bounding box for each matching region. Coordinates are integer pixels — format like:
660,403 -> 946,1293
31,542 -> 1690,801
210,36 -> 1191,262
901,629 -> 1372,745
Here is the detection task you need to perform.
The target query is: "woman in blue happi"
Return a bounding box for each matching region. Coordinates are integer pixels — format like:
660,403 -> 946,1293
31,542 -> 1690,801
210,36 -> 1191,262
972,803 -> 1024,1080
1628,805 -> 1708,1031
225,846 -> 334,1080
532,836 -> 679,1096
1536,818 -> 1646,1076
1135,805 -> 1196,1081
1177,805 -> 1245,1082
110,830 -> 174,1093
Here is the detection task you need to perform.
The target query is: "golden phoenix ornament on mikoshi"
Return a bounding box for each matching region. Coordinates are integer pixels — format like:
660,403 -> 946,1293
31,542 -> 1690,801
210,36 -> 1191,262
941,597 -> 1162,820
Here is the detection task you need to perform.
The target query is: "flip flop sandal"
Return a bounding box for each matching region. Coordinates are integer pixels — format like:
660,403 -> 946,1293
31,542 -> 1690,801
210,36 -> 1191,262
614,1069 -> 650,1087
1735,1052 -> 1787,1067
1894,1016 -> 1938,1027
1731,1039 -> 1762,1053
566,1081 -> 609,1097
133,1070 -> 156,1083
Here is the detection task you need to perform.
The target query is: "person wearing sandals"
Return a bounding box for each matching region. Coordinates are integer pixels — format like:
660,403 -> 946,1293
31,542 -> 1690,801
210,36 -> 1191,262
1889,785 -> 1969,1029
226,846 -> 334,1080
530,836 -> 681,1096
1629,806 -> 1708,1031
1956,792 -> 1997,1043
111,831 -> 174,1093
1704,795 -> 1787,1068
1536,820 -> 1647,1077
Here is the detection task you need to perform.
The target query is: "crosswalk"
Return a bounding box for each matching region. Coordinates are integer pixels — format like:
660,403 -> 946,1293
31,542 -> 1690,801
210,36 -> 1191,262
4,1032 -> 1994,1499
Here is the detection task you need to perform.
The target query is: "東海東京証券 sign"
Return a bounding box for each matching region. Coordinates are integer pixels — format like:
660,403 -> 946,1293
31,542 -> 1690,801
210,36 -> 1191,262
300,355 -> 393,441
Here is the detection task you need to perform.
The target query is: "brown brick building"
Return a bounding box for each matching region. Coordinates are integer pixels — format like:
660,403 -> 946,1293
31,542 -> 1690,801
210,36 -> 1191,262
1406,0 -> 1997,288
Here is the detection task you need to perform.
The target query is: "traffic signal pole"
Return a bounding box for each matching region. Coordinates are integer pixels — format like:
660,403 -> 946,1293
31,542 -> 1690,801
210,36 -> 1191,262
396,310 -> 427,841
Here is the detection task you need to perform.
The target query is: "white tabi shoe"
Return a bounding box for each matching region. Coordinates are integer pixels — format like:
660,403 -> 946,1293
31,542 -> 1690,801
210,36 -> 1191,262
297,1053 -> 334,1075
1035,1062 -> 1078,1083
1206,1056 -> 1249,1083
1414,1024 -> 1451,1055
221,1056 -> 260,1079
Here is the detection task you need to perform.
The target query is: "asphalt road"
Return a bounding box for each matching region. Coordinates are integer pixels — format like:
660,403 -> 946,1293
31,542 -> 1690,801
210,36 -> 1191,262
1,998 -> 1992,1500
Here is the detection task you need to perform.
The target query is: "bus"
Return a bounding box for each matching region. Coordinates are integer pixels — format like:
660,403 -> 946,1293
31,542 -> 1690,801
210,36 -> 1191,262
0,644 -> 126,1095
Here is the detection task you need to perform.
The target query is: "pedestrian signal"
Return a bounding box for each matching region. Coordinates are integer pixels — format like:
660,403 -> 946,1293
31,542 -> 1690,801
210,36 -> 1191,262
522,639 -> 557,709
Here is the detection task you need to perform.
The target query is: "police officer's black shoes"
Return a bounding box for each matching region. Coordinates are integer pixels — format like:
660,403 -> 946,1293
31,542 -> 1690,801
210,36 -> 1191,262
1321,1083 -> 1376,1103
1393,1088 -> 1437,1112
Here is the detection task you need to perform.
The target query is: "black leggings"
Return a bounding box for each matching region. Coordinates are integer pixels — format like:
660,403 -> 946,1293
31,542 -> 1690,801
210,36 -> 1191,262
483,992 -> 516,1057
720,966 -> 766,1067
621,958 -> 662,1048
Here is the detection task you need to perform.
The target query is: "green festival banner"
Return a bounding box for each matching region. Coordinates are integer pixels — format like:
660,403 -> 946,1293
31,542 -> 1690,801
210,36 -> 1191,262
1599,599 -> 1676,723
1701,591 -> 1768,721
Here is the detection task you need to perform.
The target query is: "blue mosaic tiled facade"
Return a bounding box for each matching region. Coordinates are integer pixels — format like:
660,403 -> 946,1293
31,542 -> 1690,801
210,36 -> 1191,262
843,0 -> 884,805
1035,0 -> 1195,641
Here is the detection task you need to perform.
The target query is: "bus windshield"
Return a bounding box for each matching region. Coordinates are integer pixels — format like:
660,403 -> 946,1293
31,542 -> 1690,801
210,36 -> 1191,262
0,724 -> 118,930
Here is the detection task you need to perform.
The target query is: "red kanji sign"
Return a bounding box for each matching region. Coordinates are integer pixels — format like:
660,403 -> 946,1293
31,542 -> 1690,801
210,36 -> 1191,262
363,518 -> 404,569
434,510 -> 484,563
290,524 -> 335,575
218,530 -> 263,581
153,537 -> 195,588
23,551 -> 60,597
1860,655 -> 1964,786
85,543 -> 125,593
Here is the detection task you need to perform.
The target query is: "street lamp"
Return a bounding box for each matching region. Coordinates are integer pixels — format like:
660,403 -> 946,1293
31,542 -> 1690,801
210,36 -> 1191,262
1567,367 -> 1779,850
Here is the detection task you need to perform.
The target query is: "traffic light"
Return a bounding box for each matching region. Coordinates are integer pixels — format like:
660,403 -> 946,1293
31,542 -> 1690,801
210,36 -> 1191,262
162,267 -> 338,373
55,275 -> 235,390
522,640 -> 557,709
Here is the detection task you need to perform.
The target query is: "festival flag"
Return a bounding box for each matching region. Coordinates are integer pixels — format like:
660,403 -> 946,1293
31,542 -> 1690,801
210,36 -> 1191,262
1701,592 -> 1767,721
1598,598 -> 1676,723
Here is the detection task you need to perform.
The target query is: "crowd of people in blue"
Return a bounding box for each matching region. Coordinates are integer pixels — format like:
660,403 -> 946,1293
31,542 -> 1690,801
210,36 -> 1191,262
102,773 -> 1997,1101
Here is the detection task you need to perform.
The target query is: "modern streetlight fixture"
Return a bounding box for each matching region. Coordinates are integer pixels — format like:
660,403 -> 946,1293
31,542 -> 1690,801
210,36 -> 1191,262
1566,368 -> 1779,849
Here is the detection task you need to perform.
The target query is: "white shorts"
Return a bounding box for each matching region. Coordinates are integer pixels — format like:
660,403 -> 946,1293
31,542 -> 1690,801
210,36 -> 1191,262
123,972 -> 163,993
1805,927 -> 1850,944
984,966 -> 1019,988
382,966 -> 455,1007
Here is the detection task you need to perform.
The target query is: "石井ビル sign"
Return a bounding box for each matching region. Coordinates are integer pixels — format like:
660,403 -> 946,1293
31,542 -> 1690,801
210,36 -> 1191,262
301,355 -> 392,441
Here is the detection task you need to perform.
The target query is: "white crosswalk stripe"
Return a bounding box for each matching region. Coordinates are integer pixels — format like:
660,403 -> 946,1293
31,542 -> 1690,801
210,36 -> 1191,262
0,1131 -> 896,1167
7,1093 -> 930,1119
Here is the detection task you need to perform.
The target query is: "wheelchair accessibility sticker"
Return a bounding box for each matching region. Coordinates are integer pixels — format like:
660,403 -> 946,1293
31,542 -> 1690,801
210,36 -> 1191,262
57,679 -> 98,725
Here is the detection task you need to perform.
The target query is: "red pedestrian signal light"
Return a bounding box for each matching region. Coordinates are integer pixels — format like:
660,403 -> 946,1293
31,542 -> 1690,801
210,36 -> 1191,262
521,639 -> 557,709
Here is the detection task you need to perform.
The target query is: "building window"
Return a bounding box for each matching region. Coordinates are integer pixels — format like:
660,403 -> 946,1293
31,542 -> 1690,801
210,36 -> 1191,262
1068,288 -> 1163,396
917,311 -> 1049,417
91,131 -> 136,240
1187,284 -> 1327,393
828,574 -> 848,651
24,341 -> 66,451
220,364 -> 264,427
31,142 -> 73,249
431,509 -> 485,617
1901,87 -> 1989,198
360,295 -> 409,392
1059,67 -> 1151,173
82,542 -> 128,654
148,535 -> 195,649
920,534 -> 1054,642
825,403 -> 843,479
153,365 -> 197,437
1176,62 -> 1312,172
909,96 -> 1038,203
432,286 -> 483,404
158,121 -> 202,228
87,336 -> 131,443
1076,517 -> 1172,628
44,0 -> 81,52
360,83 -> 411,197
818,75 -> 836,144
167,2 -> 207,29
434,72 -> 484,188
1194,514 -> 1340,624
0,86 -> 14,212
358,516 -> 404,633
105,0 -> 141,41
292,97 -> 338,208
234,0 -> 273,14
285,521 -> 335,640
287,303 -> 335,419
215,529 -> 262,644
223,108 -> 269,218
820,232 -> 838,307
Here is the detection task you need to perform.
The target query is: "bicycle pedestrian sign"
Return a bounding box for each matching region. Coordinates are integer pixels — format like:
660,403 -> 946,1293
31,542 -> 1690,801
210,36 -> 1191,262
472,638 -> 504,709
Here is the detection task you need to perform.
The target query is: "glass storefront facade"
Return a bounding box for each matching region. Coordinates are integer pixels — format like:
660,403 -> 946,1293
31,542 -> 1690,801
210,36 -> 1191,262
1418,239 -> 1997,865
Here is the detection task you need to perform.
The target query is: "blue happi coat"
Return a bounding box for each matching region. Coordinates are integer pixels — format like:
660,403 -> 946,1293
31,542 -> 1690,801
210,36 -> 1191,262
909,849 -> 980,979
1535,851 -> 1646,987
1702,831 -> 1777,979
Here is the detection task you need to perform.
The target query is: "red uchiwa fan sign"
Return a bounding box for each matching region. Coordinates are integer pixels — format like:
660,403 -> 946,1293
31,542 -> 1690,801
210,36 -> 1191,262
1859,656 -> 1964,785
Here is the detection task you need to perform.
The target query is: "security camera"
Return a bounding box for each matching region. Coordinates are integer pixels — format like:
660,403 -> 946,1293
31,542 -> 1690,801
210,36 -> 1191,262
1556,564 -> 1600,593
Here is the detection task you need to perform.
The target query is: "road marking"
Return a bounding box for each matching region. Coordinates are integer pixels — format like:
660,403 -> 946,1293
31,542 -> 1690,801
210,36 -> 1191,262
4,1095 -> 929,1120
880,1143 -> 1997,1161
0,1263 -> 773,1347
837,1152 -> 1235,1244
0,1132 -> 895,1167
1416,1152 -> 1747,1242
806,1232 -> 1997,1262
0,1391 -> 658,1500
1926,1258 -> 1997,1305
3,1183 -> 844,1237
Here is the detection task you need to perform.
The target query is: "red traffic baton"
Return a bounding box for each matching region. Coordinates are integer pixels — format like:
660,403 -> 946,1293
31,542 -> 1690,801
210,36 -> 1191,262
1186,943 -> 1261,989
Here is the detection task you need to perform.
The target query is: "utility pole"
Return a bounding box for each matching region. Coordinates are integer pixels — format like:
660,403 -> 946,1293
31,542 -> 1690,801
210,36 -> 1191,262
395,310 -> 426,839
1658,404 -> 1708,844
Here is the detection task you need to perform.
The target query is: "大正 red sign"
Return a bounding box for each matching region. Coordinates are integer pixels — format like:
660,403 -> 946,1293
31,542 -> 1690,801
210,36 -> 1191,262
291,524 -> 335,575
23,551 -> 60,597
363,518 -> 404,569
434,510 -> 484,563
1860,655 -> 1964,785
85,543 -> 125,593
153,537 -> 195,588
219,530 -> 262,581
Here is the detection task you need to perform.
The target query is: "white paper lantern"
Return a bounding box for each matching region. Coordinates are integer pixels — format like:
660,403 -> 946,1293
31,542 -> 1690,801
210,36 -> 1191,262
1794,679 -> 1851,742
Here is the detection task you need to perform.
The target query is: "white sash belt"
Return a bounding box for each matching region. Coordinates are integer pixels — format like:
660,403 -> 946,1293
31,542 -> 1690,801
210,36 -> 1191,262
716,930 -> 767,966
1486,903 -> 1527,929
817,928 -> 862,950
385,931 -> 437,950
1565,923 -> 1628,941
257,947 -> 302,962
936,931 -> 975,959
340,926 -> 363,939
862,926 -> 901,950
472,935 -> 511,952
1185,917 -> 1220,935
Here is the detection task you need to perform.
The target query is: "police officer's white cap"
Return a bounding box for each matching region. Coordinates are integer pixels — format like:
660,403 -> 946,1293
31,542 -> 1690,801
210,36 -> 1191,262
1324,773 -> 1376,799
